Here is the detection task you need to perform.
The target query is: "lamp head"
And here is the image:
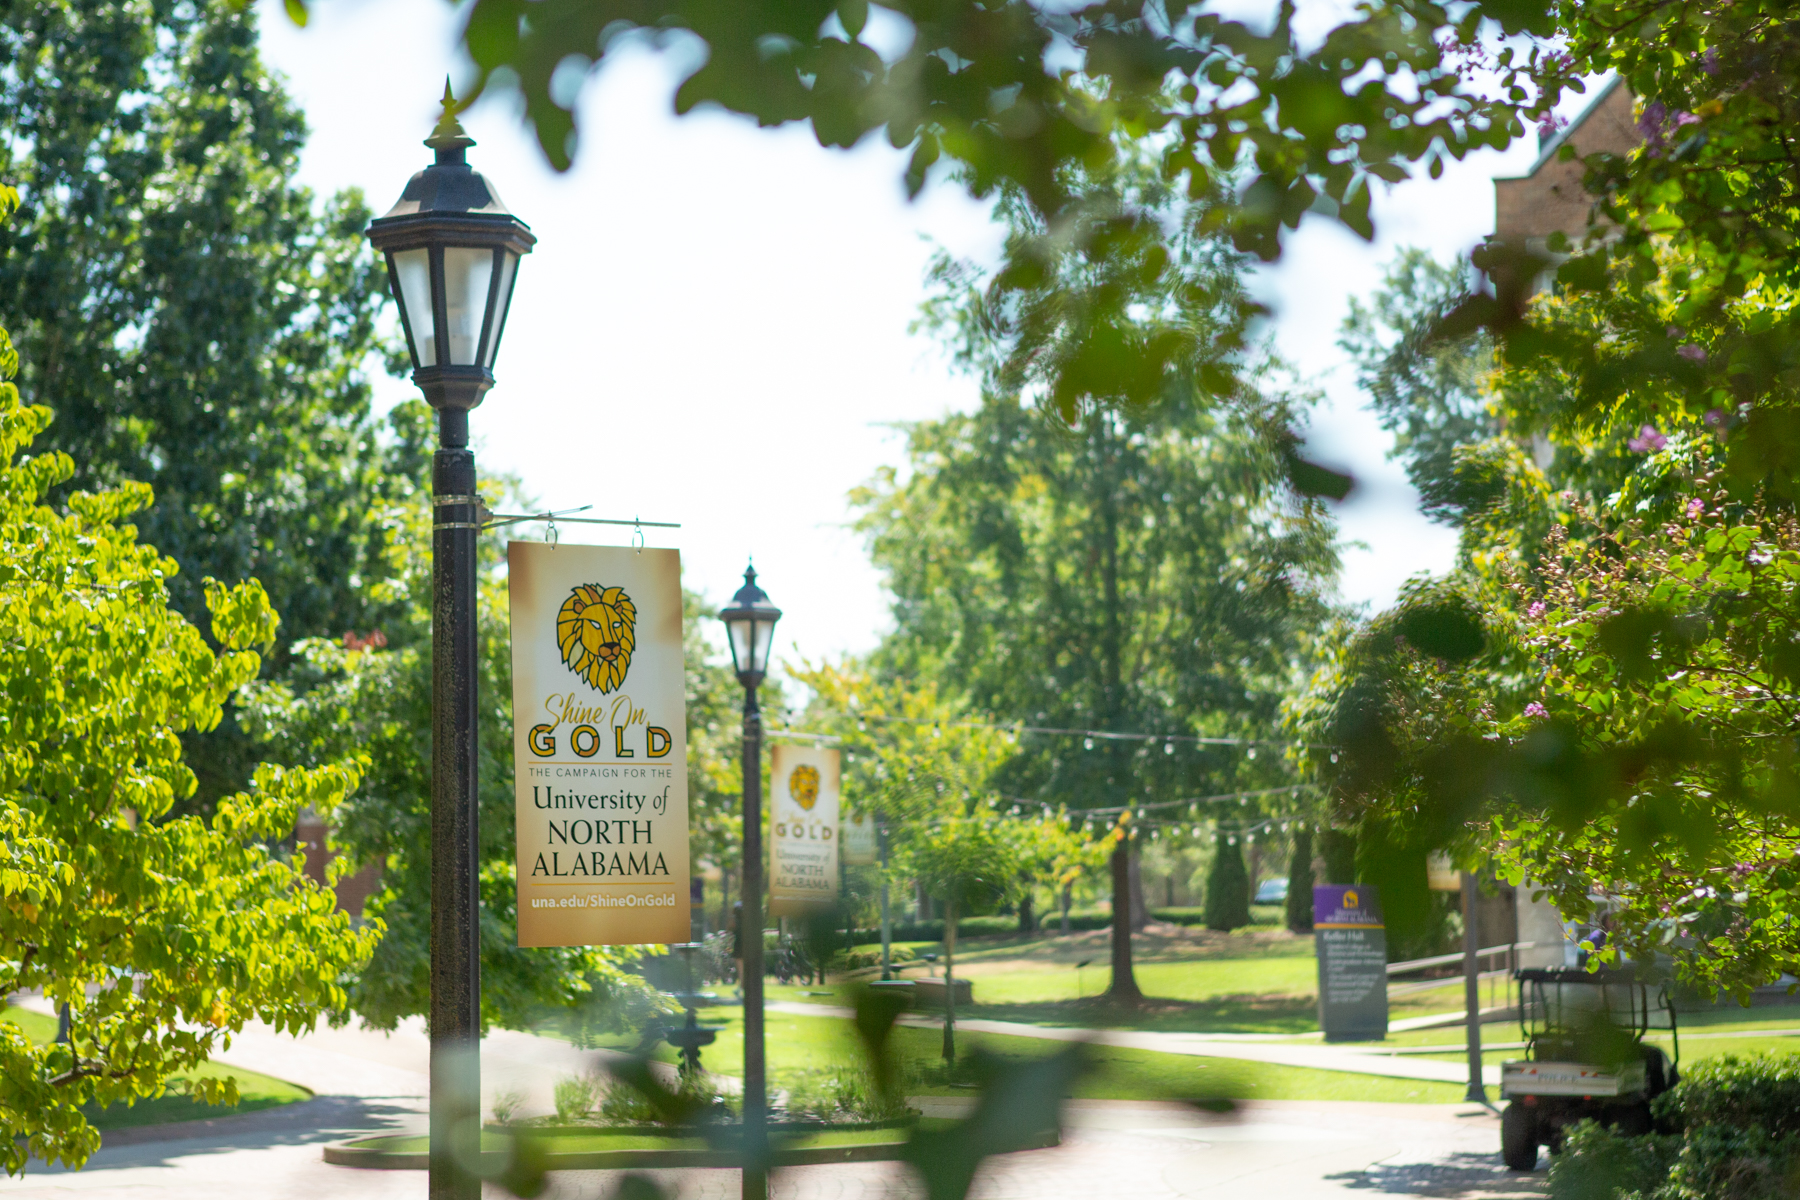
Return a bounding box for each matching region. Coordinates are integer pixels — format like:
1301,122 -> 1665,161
366,80 -> 536,443
718,563 -> 781,688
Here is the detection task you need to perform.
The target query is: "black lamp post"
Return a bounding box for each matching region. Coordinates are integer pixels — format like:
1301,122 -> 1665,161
367,85 -> 534,1200
719,564 -> 781,1200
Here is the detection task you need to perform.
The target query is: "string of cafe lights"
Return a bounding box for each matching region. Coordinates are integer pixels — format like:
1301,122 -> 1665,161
1014,787 -> 1325,846
766,723 -> 1331,834
767,716 -> 1340,761
764,732 -> 1322,845
845,711 -> 1338,755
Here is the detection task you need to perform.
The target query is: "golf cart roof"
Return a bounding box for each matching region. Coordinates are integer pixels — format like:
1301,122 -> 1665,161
1515,965 -> 1657,985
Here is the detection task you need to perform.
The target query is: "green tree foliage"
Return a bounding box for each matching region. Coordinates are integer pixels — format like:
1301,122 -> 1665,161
1202,835 -> 1250,932
791,661 -> 1098,896
276,0 -> 1572,506
1339,249 -> 1502,523
1320,828 -> 1357,885
331,0 -> 1555,270
1303,254 -> 1800,990
858,178 -> 1338,997
791,661 -> 1090,1054
1503,2 -> 1800,482
0,200 -> 377,1172
902,813 -> 1030,1060
0,0 -> 409,807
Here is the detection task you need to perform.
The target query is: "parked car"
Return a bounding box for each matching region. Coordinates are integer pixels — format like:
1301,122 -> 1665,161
1253,878 -> 1288,905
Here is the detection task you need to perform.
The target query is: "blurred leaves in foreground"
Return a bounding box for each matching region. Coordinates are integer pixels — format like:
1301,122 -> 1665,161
460,984 -> 1174,1199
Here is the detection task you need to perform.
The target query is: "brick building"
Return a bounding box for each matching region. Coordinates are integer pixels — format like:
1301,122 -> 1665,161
1493,77 -> 1639,256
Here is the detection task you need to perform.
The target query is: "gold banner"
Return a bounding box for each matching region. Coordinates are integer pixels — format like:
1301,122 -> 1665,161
768,744 -> 838,917
508,542 -> 690,946
841,810 -> 877,866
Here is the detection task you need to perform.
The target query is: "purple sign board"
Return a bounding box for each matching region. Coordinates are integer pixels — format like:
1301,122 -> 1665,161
1314,885 -> 1389,1042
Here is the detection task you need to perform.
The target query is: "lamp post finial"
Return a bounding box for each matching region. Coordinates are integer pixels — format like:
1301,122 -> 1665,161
425,77 -> 475,156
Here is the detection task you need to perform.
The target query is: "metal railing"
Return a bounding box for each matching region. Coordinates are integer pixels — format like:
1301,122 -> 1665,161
1385,941 -> 1545,977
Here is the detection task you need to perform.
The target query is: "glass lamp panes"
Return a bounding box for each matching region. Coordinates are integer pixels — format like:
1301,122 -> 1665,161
442,247 -> 494,365
749,617 -> 775,676
484,251 -> 519,369
392,249 -> 436,367
727,617 -> 756,678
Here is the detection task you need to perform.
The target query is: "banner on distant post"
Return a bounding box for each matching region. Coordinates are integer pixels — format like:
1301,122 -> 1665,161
769,744 -> 838,917
508,542 -> 690,946
842,810 -> 877,867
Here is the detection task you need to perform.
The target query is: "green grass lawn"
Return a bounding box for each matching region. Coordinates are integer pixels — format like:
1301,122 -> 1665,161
3,1004 -> 59,1042
967,955 -> 1318,1006
1373,1004 -> 1800,1071
1,1005 -> 311,1130
641,1009 -> 1461,1104
774,923 -> 1511,1037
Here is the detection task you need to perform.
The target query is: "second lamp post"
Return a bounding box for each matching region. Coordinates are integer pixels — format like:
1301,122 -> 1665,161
719,565 -> 781,1200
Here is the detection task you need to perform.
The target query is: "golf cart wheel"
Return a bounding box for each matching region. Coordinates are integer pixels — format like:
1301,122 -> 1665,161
1501,1103 -> 1539,1171
1613,1102 -> 1653,1137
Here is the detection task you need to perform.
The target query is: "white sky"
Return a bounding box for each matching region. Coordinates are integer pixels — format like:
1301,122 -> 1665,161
258,0 -> 1558,670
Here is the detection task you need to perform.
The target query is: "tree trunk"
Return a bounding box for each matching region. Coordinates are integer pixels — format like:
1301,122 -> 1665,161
1061,883 -> 1072,935
1128,846 -> 1148,929
942,894 -> 958,1061
1106,839 -> 1143,1002
1019,888 -> 1035,935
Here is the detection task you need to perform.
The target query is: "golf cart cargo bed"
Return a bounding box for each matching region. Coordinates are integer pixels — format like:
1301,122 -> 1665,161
1501,1059 -> 1646,1098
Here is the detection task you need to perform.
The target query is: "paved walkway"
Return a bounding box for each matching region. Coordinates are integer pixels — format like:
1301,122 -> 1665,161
530,1099 -> 1541,1199
768,1003 -> 1502,1087
0,1002 -> 1537,1199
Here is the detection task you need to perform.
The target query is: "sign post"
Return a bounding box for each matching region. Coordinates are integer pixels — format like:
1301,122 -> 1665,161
1313,884 -> 1389,1042
508,542 -> 691,946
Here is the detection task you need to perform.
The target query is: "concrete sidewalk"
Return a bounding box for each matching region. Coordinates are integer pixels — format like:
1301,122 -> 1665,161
0,1008 -> 1536,1200
767,1001 -> 1503,1086
0,1004 -> 604,1199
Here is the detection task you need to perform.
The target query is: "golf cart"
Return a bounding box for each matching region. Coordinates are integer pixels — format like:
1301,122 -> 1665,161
1500,965 -> 1679,1171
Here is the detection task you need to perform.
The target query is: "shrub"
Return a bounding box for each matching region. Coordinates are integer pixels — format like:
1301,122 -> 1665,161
778,1069 -> 843,1121
1286,828 -> 1315,933
491,1087 -> 526,1125
1548,1121 -> 1679,1200
1665,1124 -> 1800,1200
826,1063 -> 916,1122
1551,1055 -> 1800,1200
776,1064 -> 917,1122
553,1073 -> 602,1122
834,945 -> 919,971
1654,1053 -> 1800,1138
1203,839 -> 1251,931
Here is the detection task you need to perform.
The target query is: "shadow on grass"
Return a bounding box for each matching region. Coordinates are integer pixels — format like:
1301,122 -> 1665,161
964,993 -> 1320,1035
85,1090 -> 305,1132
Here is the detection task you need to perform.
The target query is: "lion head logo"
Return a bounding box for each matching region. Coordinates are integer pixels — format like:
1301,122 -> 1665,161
556,584 -> 636,694
789,764 -> 820,811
